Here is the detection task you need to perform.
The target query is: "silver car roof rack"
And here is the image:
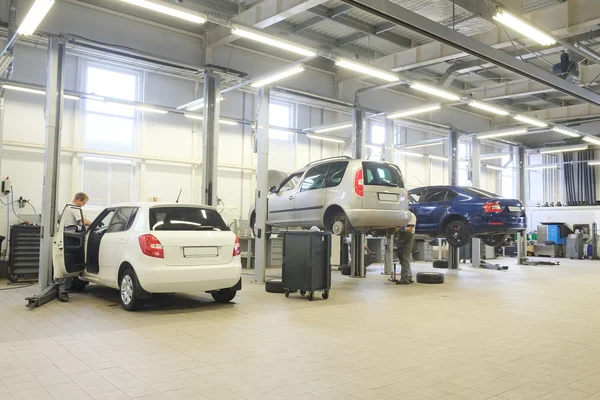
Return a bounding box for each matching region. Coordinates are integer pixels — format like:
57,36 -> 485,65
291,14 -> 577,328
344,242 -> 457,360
304,155 -> 352,168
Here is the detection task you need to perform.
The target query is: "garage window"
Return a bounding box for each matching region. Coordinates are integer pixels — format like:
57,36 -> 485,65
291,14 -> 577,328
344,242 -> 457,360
82,157 -> 135,207
269,102 -> 294,141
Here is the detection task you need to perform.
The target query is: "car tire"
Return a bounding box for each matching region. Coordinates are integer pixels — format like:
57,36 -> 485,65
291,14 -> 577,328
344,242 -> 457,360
432,259 -> 448,269
250,213 -> 271,240
119,269 -> 145,311
72,277 -> 88,292
481,234 -> 507,247
445,220 -> 470,247
211,290 -> 237,303
265,279 -> 285,293
416,272 -> 445,284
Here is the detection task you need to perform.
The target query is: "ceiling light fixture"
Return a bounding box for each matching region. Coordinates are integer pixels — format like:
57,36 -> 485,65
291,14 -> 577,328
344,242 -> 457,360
134,105 -> 168,114
477,128 -> 528,139
540,145 -> 588,154
514,114 -> 548,128
588,161 -> 600,166
583,136 -> 600,146
526,164 -> 558,170
480,153 -> 505,160
251,65 -> 305,88
428,155 -> 448,161
186,95 -> 224,112
314,123 -> 353,134
486,165 -> 507,171
17,0 -> 55,36
231,26 -> 316,57
2,84 -> 45,95
387,103 -> 441,119
184,113 -> 238,125
468,101 -> 509,116
335,58 -> 399,82
366,143 -> 381,150
410,82 -> 461,101
405,140 -> 444,149
120,0 -> 205,23
551,127 -> 580,138
306,134 -> 346,143
396,150 -> 424,158
64,94 -> 80,100
493,9 -> 556,46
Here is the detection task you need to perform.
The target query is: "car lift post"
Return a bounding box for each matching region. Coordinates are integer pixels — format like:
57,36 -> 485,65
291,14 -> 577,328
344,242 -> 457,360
447,128 -> 460,269
26,37 -> 69,308
516,146 -> 530,265
201,72 -> 220,207
471,136 -> 483,269
383,117 -> 395,274
253,86 -> 270,284
350,107 -> 366,278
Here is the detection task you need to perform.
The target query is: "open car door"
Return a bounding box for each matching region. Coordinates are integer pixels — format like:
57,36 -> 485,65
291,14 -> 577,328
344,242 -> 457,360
53,205 -> 87,279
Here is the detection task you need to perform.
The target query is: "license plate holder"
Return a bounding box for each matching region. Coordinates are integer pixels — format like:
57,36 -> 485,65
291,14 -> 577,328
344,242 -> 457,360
378,193 -> 399,202
183,247 -> 218,257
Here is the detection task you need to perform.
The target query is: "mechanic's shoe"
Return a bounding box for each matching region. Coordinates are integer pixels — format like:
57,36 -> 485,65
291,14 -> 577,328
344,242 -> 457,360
396,279 -> 413,285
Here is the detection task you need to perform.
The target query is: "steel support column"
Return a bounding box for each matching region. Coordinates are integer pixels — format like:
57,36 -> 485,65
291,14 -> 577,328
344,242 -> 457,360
471,138 -> 481,268
39,38 -> 66,292
201,72 -> 220,206
351,107 -> 366,278
338,0 -> 600,107
254,87 -> 270,284
448,128 -> 459,269
384,117 -> 394,274
516,146 -> 527,264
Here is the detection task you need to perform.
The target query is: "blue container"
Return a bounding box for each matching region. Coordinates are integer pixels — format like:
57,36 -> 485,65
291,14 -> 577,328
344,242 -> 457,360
546,224 -> 567,245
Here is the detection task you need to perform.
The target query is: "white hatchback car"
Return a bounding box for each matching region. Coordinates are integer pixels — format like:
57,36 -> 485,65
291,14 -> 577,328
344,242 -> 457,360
53,203 -> 242,311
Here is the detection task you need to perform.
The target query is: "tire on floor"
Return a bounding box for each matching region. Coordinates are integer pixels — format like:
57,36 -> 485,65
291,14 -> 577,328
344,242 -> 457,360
416,272 -> 445,284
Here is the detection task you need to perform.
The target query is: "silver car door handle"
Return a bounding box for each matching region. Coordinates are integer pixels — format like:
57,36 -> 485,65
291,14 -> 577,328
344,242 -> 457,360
119,239 -> 126,244
289,196 -> 294,200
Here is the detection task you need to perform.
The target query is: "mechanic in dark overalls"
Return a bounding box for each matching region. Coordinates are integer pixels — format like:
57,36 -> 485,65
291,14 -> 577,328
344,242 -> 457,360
395,212 -> 417,285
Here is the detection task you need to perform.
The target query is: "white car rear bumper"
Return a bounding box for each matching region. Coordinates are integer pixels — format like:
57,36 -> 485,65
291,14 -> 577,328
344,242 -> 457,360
346,209 -> 410,229
135,257 -> 242,293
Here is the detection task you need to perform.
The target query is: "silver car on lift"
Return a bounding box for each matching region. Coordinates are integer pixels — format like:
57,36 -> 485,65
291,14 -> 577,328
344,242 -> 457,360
249,156 -> 410,236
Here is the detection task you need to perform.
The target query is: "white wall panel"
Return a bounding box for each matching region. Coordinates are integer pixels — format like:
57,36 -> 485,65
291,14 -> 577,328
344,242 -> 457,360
143,163 -> 193,203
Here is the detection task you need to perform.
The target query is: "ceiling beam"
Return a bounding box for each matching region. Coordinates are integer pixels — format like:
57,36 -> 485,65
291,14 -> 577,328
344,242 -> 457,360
339,0 -> 600,107
308,5 -> 411,49
187,0 -> 239,15
292,16 -> 324,33
206,0 -> 330,48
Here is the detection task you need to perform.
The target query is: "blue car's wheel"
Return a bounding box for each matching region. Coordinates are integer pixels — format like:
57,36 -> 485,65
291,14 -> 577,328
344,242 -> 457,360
481,235 -> 506,247
445,220 -> 470,247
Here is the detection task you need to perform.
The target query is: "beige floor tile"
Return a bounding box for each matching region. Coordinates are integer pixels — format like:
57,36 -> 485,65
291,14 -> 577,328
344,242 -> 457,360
51,389 -> 93,400
537,387 -> 589,400
164,388 -> 204,399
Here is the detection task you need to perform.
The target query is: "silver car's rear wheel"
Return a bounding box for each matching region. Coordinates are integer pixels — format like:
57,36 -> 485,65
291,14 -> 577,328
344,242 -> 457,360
332,220 -> 345,236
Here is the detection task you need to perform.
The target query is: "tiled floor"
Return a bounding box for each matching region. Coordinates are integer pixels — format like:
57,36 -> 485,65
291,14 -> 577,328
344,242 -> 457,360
1,258 -> 600,400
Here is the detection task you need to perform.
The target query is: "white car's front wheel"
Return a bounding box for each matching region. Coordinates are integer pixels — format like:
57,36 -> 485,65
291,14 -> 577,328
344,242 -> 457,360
120,269 -> 145,311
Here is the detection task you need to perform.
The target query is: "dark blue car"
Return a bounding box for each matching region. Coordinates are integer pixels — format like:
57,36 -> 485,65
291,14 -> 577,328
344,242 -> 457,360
408,186 -> 526,247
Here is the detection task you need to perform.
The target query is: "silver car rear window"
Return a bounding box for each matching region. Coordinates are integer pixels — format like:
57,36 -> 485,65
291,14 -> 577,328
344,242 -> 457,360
362,162 -> 405,188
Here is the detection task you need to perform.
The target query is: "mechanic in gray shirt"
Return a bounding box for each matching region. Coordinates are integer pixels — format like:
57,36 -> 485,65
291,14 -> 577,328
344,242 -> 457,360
62,192 -> 92,228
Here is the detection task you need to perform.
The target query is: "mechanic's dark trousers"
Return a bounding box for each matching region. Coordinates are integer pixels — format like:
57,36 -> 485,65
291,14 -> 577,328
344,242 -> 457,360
395,232 -> 415,282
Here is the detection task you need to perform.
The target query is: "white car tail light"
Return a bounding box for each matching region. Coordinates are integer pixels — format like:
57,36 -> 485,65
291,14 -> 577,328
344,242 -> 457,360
233,236 -> 241,256
139,234 -> 164,258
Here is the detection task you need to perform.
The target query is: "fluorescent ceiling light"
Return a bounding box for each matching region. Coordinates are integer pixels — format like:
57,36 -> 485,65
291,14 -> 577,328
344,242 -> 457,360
231,26 -> 316,57
428,155 -> 448,161
187,95 -> 224,112
134,105 -> 168,114
184,113 -> 238,125
493,10 -> 556,46
405,140 -> 444,149
540,145 -> 588,154
306,134 -> 346,143
64,94 -> 80,100
387,104 -> 441,119
477,128 -> 528,139
335,59 -> 399,82
514,114 -> 547,128
120,0 -> 205,23
396,150 -> 424,158
366,144 -> 380,150
410,82 -> 461,101
251,65 -> 305,88
314,123 -> 353,134
588,161 -> 600,166
486,165 -> 507,171
2,85 -> 45,95
526,164 -> 558,170
468,101 -> 509,116
551,126 -> 580,138
480,153 -> 505,160
583,136 -> 600,146
17,0 -> 55,36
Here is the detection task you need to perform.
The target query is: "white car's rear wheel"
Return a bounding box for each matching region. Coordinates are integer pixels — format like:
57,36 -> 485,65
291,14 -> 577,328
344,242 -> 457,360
332,220 -> 345,236
120,269 -> 145,311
